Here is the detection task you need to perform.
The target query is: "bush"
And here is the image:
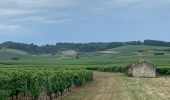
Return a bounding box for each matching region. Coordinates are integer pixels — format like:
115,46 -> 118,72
138,50 -> 145,52
156,67 -> 170,75
76,55 -> 79,59
87,66 -> 126,73
86,67 -> 98,70
11,57 -> 19,60
97,66 -> 126,72
162,48 -> 170,51
154,52 -> 165,55
109,66 -> 170,75
87,66 -> 170,76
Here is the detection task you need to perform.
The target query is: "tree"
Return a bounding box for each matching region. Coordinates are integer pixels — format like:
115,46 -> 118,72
11,57 -> 19,60
76,54 -> 79,59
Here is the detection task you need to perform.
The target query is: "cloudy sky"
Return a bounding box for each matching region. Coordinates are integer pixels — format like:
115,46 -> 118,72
0,0 -> 170,44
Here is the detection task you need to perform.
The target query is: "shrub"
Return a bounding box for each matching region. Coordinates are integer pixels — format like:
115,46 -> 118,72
87,66 -> 170,75
162,48 -> 170,51
87,66 -> 126,73
154,52 -> 165,55
86,67 -> 98,70
11,57 -> 19,60
156,67 -> 170,75
138,50 -> 145,52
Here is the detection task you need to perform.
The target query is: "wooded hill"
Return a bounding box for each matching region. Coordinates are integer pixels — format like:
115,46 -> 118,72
0,40 -> 170,54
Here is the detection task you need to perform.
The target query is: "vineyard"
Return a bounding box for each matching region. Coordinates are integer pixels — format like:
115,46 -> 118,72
0,45 -> 170,100
0,68 -> 93,100
86,66 -> 170,75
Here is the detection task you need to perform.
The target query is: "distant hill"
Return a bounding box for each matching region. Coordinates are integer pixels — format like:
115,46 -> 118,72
81,45 -> 170,59
0,48 -> 34,60
0,40 -> 170,55
1,45 -> 170,66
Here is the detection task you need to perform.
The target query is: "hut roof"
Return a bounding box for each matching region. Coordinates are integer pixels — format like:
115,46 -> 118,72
126,60 -> 155,69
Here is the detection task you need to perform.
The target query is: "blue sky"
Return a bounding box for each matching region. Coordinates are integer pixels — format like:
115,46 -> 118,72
0,0 -> 170,45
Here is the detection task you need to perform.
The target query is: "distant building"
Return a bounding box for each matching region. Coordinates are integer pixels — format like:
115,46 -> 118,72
126,60 -> 156,77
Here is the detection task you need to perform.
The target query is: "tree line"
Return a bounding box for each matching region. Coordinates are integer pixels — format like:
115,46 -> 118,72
0,40 -> 169,54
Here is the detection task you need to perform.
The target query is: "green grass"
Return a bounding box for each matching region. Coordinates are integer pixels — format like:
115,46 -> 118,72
121,74 -> 170,100
61,72 -> 170,100
1,45 -> 170,68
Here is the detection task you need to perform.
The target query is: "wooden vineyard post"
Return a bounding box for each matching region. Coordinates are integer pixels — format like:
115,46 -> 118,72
45,81 -> 48,100
25,79 -> 28,100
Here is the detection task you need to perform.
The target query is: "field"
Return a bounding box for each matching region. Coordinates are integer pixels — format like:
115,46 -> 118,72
1,45 -> 170,67
0,68 -> 93,100
61,72 -> 129,100
62,72 -> 170,100
0,45 -> 170,100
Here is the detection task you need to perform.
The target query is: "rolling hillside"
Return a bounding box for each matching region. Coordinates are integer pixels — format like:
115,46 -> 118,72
1,45 -> 170,67
0,48 -> 34,60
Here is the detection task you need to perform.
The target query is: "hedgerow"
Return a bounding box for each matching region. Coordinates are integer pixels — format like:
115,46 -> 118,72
156,67 -> 170,75
86,66 -> 170,75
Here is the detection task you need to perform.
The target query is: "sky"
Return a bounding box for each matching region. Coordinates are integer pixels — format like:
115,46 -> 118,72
0,0 -> 170,45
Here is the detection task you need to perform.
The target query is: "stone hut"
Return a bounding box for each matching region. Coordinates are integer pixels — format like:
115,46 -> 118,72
126,60 -> 156,77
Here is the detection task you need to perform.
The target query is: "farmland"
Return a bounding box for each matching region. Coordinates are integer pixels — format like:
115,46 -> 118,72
1,45 -> 170,67
1,0 -> 170,99
0,68 -> 93,100
61,72 -> 170,100
0,45 -> 170,100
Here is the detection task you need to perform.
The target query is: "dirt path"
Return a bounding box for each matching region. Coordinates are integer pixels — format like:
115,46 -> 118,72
60,72 -> 130,100
58,72 -> 170,100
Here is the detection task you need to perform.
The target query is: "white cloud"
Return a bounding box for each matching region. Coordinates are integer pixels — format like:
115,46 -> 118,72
0,0 -> 170,34
0,0 -> 79,22
104,0 -> 146,6
0,0 -> 77,17
9,14 -> 72,24
0,9 -> 29,16
0,24 -> 22,33
104,0 -> 170,8
1,0 -> 77,8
